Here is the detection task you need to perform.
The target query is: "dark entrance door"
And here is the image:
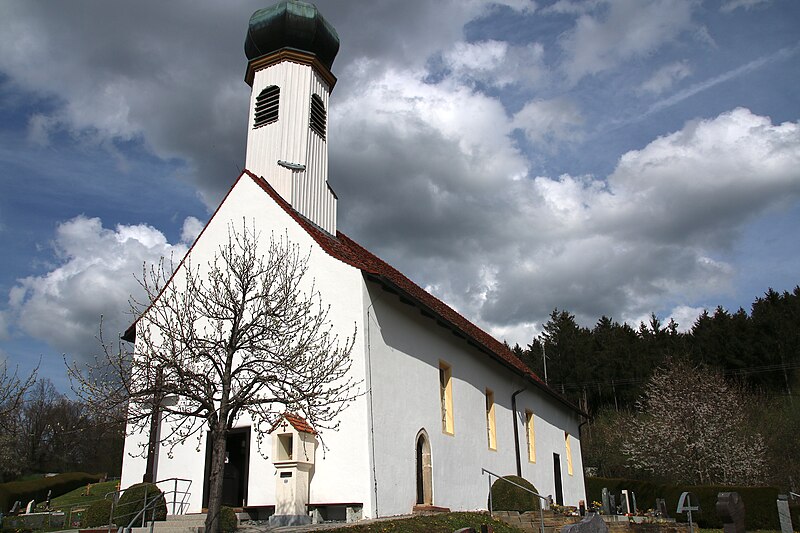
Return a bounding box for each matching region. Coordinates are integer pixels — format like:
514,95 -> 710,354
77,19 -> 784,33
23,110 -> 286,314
415,431 -> 432,506
202,427 -> 250,509
553,453 -> 563,506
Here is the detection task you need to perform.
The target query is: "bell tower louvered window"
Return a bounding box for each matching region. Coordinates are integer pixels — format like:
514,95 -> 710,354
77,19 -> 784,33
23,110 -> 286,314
309,93 -> 326,140
253,85 -> 280,128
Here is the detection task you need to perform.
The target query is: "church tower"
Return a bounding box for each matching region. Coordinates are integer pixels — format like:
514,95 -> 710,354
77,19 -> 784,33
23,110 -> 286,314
244,1 -> 340,234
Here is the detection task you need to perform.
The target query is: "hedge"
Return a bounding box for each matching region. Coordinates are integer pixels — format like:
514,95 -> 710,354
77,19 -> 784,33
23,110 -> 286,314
586,476 -> 800,530
83,498 -> 114,528
112,483 -> 167,528
0,472 -> 102,513
490,475 -> 541,512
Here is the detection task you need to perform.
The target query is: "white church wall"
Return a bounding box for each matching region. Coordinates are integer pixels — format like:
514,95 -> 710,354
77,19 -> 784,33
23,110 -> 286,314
363,282 -> 585,516
121,175 -> 373,515
516,388 -> 585,507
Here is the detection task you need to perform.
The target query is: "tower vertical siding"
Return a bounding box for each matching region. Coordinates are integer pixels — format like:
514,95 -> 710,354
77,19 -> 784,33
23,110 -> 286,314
246,61 -> 337,234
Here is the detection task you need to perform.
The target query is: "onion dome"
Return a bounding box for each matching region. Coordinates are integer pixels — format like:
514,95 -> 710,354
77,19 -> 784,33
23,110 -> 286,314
245,1 -> 340,71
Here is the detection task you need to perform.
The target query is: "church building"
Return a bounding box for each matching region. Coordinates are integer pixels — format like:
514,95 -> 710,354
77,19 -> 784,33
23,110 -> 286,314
120,1 -> 587,524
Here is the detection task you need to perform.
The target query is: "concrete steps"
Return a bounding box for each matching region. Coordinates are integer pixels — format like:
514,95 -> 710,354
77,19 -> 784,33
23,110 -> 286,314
491,511 -> 582,533
128,514 -> 207,533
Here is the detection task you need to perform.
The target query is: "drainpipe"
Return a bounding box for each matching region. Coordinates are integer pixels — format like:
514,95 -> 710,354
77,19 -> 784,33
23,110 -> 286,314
511,388 -> 525,477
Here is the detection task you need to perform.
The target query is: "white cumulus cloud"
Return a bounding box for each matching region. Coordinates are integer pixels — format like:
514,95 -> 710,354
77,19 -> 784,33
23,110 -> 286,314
6,216 -> 190,362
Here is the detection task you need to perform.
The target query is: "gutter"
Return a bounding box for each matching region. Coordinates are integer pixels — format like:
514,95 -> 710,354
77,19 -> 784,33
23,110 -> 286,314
511,388 -> 525,477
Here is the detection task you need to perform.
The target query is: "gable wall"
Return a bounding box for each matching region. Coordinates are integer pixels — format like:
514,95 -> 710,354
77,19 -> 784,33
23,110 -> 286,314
120,175 -> 373,514
363,281 -> 585,516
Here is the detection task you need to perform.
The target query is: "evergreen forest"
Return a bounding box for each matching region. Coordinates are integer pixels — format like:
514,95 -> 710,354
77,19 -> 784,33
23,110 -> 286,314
509,286 -> 800,489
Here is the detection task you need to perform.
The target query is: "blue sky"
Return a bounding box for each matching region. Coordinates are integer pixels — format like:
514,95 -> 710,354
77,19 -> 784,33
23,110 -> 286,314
0,0 -> 798,391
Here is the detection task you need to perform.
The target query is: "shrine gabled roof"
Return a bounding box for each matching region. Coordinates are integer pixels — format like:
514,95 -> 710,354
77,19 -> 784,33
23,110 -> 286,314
270,412 -> 317,435
243,170 -> 585,417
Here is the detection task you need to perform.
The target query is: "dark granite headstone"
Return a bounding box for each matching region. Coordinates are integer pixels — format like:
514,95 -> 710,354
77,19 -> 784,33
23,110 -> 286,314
630,492 -> 637,514
561,512 -> 609,533
601,488 -> 611,515
656,498 -> 669,518
716,492 -> 745,533
609,494 -> 616,514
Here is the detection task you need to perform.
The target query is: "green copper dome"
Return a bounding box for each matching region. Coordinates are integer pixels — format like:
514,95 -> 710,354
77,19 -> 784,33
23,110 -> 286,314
245,1 -> 340,70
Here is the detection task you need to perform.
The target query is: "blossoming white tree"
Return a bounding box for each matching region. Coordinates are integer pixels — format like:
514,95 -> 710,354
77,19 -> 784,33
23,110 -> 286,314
622,358 -> 766,485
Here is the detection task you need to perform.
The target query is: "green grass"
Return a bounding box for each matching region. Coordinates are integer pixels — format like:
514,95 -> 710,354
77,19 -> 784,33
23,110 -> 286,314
322,512 -> 525,532
35,480 -> 119,512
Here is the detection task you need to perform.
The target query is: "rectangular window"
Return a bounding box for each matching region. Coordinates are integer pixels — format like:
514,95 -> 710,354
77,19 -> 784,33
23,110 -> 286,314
526,410 -> 535,463
485,389 -> 496,450
439,361 -> 454,435
565,432 -> 574,476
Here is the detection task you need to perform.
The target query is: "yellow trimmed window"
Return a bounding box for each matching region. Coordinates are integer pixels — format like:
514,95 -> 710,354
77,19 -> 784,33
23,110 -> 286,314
526,410 -> 535,463
439,361 -> 454,435
565,432 -> 574,475
485,389 -> 496,450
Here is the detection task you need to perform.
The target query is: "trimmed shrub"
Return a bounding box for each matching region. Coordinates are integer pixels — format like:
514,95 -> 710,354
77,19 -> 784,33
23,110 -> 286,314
490,475 -> 541,512
112,483 -> 167,528
219,506 -> 238,533
83,498 -> 114,528
585,476 -> 789,530
0,472 -> 102,513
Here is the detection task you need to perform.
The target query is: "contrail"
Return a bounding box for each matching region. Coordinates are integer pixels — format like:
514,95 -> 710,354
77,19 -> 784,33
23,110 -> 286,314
605,41 -> 800,131
643,41 -> 800,118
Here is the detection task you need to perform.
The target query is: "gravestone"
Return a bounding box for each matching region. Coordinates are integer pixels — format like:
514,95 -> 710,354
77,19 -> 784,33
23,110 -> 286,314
676,492 -> 700,533
716,492 -> 745,533
656,498 -> 669,518
24,501 -> 34,514
9,501 -> 20,514
561,512 -> 609,533
777,495 -> 793,533
630,492 -> 637,514
621,490 -> 631,514
609,494 -> 616,514
601,488 -> 611,515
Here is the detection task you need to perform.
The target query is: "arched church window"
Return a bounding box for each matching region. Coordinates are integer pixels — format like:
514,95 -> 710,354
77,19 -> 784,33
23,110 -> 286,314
309,94 -> 326,140
253,85 -> 280,128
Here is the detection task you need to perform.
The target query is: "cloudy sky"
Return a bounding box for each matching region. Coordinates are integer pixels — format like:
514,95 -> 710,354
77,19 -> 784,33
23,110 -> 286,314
1,0 -> 798,390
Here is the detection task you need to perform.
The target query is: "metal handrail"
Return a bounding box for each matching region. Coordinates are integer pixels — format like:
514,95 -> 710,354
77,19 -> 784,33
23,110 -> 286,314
154,478 -> 193,516
482,467 -> 548,533
101,477 -> 192,531
123,492 -> 165,533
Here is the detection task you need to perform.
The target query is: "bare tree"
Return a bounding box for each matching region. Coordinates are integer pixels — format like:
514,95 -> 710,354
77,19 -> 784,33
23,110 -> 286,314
622,358 -> 766,485
0,362 -> 37,480
0,361 -> 37,426
68,220 -> 359,533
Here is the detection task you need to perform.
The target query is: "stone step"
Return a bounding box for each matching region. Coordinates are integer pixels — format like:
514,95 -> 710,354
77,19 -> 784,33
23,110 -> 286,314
164,514 -> 207,523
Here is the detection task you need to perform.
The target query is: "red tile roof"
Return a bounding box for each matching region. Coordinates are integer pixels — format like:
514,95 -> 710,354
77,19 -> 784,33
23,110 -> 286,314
270,412 -> 317,435
244,170 -> 583,415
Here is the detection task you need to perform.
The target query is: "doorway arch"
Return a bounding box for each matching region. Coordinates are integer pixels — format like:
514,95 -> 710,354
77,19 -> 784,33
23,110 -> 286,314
415,429 -> 432,505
